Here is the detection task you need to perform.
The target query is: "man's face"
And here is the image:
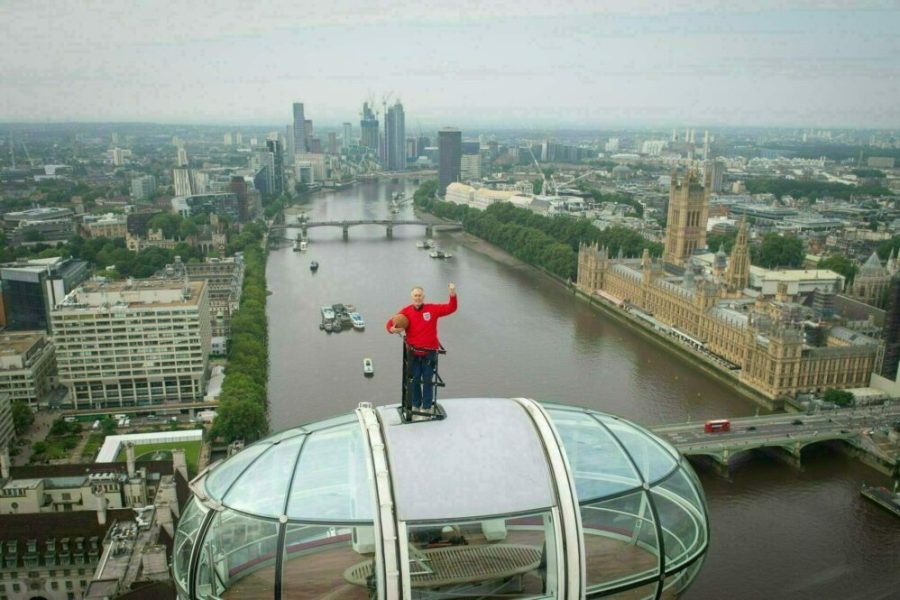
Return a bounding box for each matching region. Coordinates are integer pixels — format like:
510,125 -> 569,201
411,288 -> 424,308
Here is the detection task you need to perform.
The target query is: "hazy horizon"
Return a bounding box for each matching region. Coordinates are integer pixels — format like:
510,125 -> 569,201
2,1 -> 898,130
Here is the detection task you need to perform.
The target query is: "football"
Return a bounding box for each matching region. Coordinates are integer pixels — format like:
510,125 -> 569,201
392,314 -> 409,330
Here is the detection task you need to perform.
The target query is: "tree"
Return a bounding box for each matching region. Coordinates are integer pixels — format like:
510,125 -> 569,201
209,399 -> 268,443
823,388 -> 854,407
707,231 -> 738,254
818,255 -> 859,285
753,233 -> 804,269
11,402 -> 34,435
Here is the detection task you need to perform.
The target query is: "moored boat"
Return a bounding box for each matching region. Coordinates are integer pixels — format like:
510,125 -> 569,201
321,306 -> 336,321
350,312 -> 365,330
416,239 -> 434,249
363,357 -> 374,376
429,249 -> 452,259
861,483 -> 900,518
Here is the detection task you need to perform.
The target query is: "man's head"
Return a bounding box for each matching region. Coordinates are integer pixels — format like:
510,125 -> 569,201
410,286 -> 425,308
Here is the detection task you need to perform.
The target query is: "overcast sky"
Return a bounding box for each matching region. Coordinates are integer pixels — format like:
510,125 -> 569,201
1,1 -> 898,129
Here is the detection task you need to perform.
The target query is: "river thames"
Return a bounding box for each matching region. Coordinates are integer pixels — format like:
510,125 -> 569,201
266,182 -> 899,599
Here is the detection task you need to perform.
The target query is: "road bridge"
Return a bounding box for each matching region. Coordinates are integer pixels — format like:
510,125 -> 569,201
651,404 -> 900,475
270,219 -> 462,241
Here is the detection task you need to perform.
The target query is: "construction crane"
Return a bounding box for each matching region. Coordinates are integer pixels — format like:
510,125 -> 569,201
21,141 -> 33,167
526,146 -> 549,196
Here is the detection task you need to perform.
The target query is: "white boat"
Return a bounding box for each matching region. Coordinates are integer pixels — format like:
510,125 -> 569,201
320,306 -> 335,320
416,239 -> 434,249
350,312 -> 365,330
363,357 -> 374,376
429,250 -> 452,259
300,240 -> 308,251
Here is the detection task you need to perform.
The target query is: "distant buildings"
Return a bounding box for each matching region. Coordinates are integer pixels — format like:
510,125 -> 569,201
2,207 -> 76,246
292,102 -> 307,154
177,146 -> 188,167
51,278 -> 211,410
385,101 -> 406,171
360,102 -> 379,151
343,122 -> 353,148
173,167 -> 193,196
130,175 -> 157,201
438,128 -> 461,196
171,193 -> 240,222
83,213 -> 128,239
265,139 -> 285,196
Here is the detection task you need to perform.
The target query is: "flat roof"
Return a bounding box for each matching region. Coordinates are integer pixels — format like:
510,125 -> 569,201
378,398 -> 555,521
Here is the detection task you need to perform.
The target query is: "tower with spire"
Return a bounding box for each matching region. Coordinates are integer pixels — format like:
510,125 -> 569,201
663,168 -> 710,268
850,251 -> 891,308
725,218 -> 751,292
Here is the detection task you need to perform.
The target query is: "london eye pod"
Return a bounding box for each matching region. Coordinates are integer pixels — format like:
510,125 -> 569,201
174,399 -> 709,599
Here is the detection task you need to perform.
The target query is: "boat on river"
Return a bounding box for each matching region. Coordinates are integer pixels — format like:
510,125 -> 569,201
300,240 -> 308,251
363,357 -> 374,376
416,239 -> 434,249
321,306 -> 335,321
861,483 -> 900,518
350,312 -> 365,330
310,261 -> 319,272
429,249 -> 452,259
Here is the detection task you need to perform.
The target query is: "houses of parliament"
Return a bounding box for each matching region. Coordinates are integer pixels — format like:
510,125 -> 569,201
577,169 -> 882,401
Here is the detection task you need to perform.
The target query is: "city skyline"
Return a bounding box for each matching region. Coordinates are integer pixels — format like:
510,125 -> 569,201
1,1 -> 899,129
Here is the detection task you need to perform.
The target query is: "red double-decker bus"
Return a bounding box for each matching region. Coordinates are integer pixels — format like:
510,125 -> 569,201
704,419 -> 731,433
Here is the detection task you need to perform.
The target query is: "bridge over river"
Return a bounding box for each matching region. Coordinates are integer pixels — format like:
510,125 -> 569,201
270,218 -> 463,241
651,404 -> 900,476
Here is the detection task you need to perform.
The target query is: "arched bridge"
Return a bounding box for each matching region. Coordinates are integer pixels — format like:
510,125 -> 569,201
651,404 -> 900,476
271,219 -> 463,241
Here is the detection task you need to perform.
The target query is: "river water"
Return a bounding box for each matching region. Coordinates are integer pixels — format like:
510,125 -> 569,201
266,182 -> 899,599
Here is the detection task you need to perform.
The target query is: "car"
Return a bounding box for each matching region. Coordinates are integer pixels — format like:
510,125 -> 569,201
746,425 -> 757,432
791,419 -> 803,426
840,429 -> 850,434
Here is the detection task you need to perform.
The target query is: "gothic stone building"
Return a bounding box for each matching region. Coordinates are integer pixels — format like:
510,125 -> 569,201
577,237 -> 881,400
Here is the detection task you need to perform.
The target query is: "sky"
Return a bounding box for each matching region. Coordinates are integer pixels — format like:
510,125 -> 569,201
1,0 -> 898,129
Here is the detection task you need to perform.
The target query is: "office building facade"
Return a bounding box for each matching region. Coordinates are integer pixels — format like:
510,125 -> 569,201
51,279 -> 211,409
360,102 -> 379,151
385,101 -> 406,171
438,128 -> 462,196
0,332 -> 57,409
292,102 -> 307,154
1,257 -> 90,332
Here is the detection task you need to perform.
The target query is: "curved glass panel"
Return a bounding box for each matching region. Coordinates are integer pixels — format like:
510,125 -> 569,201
196,510 -> 279,598
173,497 -> 209,594
582,491 -> 659,593
547,408 -> 642,500
282,524 -> 369,599
662,554 -> 705,596
203,442 -> 270,501
287,422 -> 374,521
224,435 -> 306,517
651,472 -> 706,572
595,416 -> 677,483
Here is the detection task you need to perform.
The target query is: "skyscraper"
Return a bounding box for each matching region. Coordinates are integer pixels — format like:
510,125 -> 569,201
360,102 -> 379,151
343,122 -> 353,149
304,120 -> 314,150
177,147 -> 188,167
173,167 -> 193,196
385,101 -> 406,171
292,102 -> 307,154
266,139 -> 284,196
438,128 -> 461,196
